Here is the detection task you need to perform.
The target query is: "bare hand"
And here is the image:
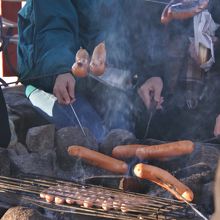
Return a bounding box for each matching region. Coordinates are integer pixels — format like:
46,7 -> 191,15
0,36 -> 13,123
214,114 -> 220,137
53,73 -> 76,105
138,77 -> 163,110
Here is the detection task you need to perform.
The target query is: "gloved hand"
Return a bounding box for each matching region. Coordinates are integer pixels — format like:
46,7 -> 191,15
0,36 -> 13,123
53,73 -> 76,105
138,77 -> 164,110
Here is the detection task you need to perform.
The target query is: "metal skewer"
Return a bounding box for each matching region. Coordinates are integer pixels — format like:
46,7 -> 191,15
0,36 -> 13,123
157,177 -> 208,220
69,103 -> 87,137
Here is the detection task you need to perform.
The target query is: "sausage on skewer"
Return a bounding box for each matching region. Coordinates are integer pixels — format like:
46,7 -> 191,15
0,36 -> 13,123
72,48 -> 90,78
90,42 -> 106,76
134,163 -> 194,202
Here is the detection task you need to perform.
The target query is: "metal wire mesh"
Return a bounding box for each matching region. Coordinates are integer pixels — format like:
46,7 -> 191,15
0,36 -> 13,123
0,175 -> 200,220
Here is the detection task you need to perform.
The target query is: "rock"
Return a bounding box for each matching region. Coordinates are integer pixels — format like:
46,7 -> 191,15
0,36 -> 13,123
0,148 -> 10,176
55,127 -> 98,171
99,129 -> 137,155
8,142 -> 28,155
9,151 -> 55,176
187,144 -> 220,172
26,124 -> 55,154
1,206 -> 49,220
7,118 -> 18,148
4,86 -> 48,144
199,182 -> 214,215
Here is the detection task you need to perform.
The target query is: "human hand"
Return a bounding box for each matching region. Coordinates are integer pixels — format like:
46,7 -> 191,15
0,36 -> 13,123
53,73 -> 76,105
214,114 -> 220,137
138,77 -> 163,110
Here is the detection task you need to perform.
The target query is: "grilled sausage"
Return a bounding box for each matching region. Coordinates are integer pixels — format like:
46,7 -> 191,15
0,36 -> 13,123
135,140 -> 195,160
55,196 -> 65,204
68,146 -> 128,174
102,198 -> 113,211
83,197 -> 95,208
112,144 -> 146,159
66,197 -> 75,205
161,0 -> 209,24
90,42 -> 106,76
71,48 -> 90,77
39,192 -> 46,199
45,194 -> 55,203
134,163 -> 194,202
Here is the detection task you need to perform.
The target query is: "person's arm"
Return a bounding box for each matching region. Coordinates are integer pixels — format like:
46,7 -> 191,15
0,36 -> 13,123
17,0 -> 79,93
73,0 -> 105,54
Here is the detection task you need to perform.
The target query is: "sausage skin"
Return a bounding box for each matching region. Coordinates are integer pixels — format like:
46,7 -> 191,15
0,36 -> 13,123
134,163 -> 194,202
71,48 -> 90,78
112,145 -> 146,159
135,140 -> 195,160
161,0 -> 209,24
90,42 -> 106,76
68,146 -> 128,174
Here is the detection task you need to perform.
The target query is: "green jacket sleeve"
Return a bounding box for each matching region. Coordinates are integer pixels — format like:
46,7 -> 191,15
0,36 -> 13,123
17,0 -> 104,93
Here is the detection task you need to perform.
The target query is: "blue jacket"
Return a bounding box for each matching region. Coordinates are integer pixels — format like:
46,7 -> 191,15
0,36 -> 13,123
17,0 -> 105,92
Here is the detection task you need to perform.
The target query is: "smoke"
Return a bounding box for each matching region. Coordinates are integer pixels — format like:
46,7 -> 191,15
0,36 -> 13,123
87,0 -> 220,141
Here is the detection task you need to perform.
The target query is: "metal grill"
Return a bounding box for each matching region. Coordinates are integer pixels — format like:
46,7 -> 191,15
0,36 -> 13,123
0,175 -> 200,220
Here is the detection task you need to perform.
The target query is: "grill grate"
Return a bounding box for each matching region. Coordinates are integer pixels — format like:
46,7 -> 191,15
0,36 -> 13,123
0,175 -> 200,220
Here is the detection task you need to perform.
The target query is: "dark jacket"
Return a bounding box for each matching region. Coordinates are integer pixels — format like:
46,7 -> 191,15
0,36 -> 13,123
17,0 -> 105,92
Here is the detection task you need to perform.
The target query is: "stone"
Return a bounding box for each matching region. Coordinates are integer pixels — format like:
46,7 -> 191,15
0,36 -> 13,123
99,129 -> 137,156
0,148 -> 10,176
1,206 -> 49,220
7,118 -> 18,148
187,144 -> 220,172
26,124 -> 55,153
3,86 -> 48,144
8,142 -> 28,155
9,151 -> 55,176
55,127 -> 98,171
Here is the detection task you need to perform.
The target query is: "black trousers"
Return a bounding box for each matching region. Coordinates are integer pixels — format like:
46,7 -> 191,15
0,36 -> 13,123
0,86 -> 11,147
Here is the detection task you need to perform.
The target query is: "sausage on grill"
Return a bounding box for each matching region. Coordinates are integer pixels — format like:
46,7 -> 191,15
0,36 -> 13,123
112,144 -> 146,159
68,146 -> 128,174
135,140 -> 195,160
